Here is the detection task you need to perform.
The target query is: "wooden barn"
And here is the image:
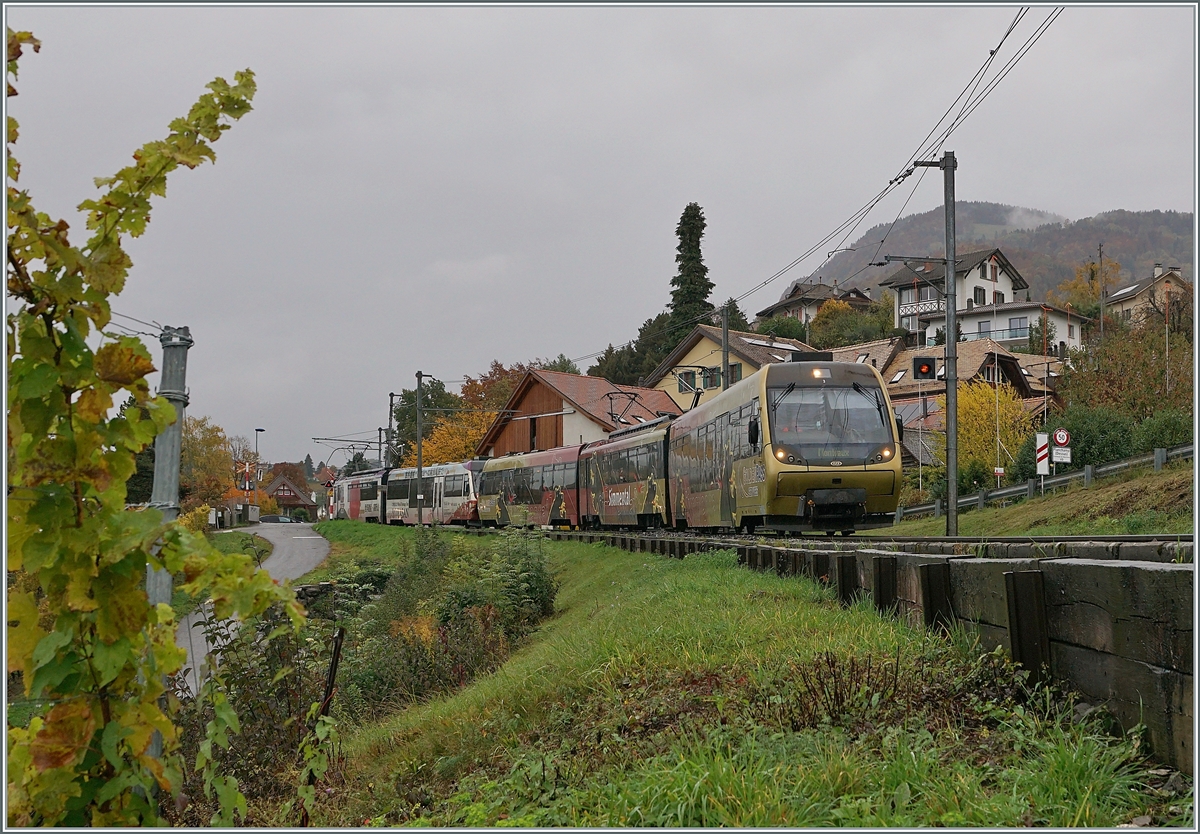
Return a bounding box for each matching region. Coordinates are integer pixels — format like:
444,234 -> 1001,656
474,370 -> 681,458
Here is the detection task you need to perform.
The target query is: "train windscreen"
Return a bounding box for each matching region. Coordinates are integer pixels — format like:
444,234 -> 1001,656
768,384 -> 892,459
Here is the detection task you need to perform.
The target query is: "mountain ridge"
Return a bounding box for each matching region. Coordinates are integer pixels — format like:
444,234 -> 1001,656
772,203 -> 1193,308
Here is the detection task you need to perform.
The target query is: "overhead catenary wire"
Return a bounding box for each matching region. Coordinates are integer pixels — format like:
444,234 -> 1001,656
562,7 -> 1061,371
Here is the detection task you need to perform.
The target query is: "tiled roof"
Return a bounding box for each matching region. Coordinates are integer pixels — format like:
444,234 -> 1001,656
1108,268 -> 1190,303
881,338 -> 1033,400
830,336 -> 905,371
878,247 -> 1029,292
755,282 -> 871,319
533,369 -> 681,428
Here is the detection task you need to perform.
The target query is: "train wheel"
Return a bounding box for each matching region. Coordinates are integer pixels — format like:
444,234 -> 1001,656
825,530 -> 837,537
840,530 -> 855,537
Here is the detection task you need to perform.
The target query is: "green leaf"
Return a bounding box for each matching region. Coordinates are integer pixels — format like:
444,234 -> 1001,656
31,629 -> 72,669
17,362 -> 58,398
90,636 -> 131,687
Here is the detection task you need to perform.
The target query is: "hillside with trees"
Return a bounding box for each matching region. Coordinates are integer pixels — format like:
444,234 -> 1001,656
779,202 -> 1192,304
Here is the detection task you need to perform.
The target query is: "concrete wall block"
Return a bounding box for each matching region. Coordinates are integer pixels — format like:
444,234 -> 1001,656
1161,541 -> 1194,563
1004,542 -> 1065,560
962,619 -> 1012,656
1051,642 -> 1193,775
893,553 -> 952,609
1040,559 -> 1193,674
949,558 -> 1040,627
1116,541 -> 1168,562
1064,541 -> 1120,560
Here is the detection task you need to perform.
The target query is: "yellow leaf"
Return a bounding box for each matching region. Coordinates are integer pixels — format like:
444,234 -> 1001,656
94,342 -> 155,386
7,591 -> 44,678
74,388 -> 112,422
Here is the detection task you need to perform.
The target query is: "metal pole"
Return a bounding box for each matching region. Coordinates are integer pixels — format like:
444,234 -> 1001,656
1098,242 -> 1104,343
145,325 -> 192,767
416,371 -> 424,526
721,304 -> 730,390
941,151 -> 959,536
378,427 -> 383,465
387,392 -> 396,466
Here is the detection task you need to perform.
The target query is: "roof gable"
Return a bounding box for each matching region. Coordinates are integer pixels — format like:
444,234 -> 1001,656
642,324 -> 816,387
879,247 -> 1029,292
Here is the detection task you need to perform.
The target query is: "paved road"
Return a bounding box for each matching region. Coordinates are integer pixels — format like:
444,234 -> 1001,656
175,523 -> 330,695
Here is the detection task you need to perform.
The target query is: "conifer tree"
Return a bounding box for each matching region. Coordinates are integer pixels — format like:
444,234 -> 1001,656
669,202 -> 714,330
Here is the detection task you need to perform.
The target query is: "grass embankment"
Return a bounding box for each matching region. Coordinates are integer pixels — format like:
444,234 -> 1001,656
884,461 -> 1194,538
274,522 -> 1190,828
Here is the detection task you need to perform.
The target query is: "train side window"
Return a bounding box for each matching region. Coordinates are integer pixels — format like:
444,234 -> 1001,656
565,462 -> 577,489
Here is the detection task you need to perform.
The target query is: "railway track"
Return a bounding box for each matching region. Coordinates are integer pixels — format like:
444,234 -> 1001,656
451,525 -> 1190,564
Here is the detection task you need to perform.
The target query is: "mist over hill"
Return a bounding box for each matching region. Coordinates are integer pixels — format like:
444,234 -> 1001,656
773,203 -> 1193,308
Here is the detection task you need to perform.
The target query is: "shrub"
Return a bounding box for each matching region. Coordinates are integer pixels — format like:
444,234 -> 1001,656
179,503 -> 211,532
1009,405 -> 1134,483
1131,408 -> 1193,454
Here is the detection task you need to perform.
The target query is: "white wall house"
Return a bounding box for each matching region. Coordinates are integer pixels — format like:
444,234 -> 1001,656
878,248 -> 1029,346
927,300 -> 1088,354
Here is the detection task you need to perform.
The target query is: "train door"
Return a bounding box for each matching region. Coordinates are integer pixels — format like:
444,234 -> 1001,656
433,476 -> 445,524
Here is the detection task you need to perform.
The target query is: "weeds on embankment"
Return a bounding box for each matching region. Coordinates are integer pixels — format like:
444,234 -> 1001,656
882,461 -> 1193,538
269,529 -> 1191,828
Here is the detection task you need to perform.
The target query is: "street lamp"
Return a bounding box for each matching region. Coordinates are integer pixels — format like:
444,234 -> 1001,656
254,428 -> 265,507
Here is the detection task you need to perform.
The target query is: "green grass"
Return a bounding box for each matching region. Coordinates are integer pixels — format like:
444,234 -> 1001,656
882,461 -> 1193,538
253,524 -> 1188,827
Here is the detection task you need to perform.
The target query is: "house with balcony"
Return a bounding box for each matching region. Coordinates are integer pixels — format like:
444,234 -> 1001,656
927,300 -> 1088,355
878,248 -> 1029,347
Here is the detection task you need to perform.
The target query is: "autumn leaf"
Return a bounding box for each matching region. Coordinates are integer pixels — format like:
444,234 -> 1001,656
94,341 -> 155,386
30,701 -> 96,771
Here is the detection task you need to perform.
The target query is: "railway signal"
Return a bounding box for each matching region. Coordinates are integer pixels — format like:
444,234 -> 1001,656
913,357 -> 937,380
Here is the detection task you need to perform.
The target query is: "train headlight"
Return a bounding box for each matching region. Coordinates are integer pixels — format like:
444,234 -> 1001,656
882,447 -> 892,458
812,367 -> 831,379
775,448 -> 787,460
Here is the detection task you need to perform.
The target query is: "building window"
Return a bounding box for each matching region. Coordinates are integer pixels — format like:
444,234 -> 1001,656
702,367 -> 721,389
677,370 -> 696,393
919,284 -> 938,301
1068,324 -> 1075,338
990,262 -> 998,282
978,320 -> 992,334
1123,309 -> 1132,321
974,287 -> 986,305
729,363 -> 743,383
900,315 -> 918,332
899,287 -> 916,305
1009,316 -> 1028,334
856,353 -> 868,363
890,369 -> 906,383
993,291 -> 1005,305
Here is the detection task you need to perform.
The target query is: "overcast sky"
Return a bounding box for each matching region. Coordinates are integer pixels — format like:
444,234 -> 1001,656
6,4 -> 1195,468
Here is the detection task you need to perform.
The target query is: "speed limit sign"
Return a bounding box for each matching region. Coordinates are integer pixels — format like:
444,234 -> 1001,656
1053,428 -> 1071,446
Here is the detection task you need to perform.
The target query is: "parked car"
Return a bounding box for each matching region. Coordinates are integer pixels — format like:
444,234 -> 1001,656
259,514 -> 293,523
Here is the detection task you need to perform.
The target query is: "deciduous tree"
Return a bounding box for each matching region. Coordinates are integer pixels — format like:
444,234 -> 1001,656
807,295 -> 900,349
1057,324 -> 1192,421
391,378 -> 463,451
754,314 -> 808,342
935,380 -> 1033,480
180,415 -> 233,510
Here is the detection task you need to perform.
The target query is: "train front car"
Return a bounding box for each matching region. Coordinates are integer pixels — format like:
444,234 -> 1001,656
477,446 -> 581,529
759,361 -> 902,533
578,418 -> 672,530
668,360 -> 901,534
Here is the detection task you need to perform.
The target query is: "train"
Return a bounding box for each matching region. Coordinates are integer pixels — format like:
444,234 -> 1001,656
330,359 -> 904,535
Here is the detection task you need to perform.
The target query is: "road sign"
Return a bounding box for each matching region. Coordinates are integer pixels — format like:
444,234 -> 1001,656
994,467 -> 1005,476
1036,433 -> 1049,476
1053,428 -> 1071,446
1052,446 -> 1071,464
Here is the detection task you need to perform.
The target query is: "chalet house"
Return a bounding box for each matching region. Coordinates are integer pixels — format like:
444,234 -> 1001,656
264,474 -> 319,520
642,325 -> 817,411
474,370 -> 680,458
754,279 -> 872,324
878,248 -> 1029,347
948,300 -> 1088,355
1107,264 -> 1190,326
